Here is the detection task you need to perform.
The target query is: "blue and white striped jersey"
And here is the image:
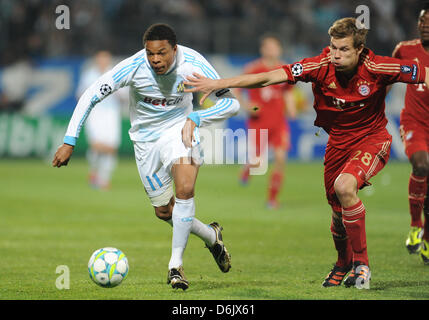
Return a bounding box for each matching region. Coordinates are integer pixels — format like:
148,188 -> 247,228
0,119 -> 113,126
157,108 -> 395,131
64,45 -> 240,146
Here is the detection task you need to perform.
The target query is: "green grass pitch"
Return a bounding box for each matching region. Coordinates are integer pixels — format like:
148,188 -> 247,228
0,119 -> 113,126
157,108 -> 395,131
1,157 -> 428,300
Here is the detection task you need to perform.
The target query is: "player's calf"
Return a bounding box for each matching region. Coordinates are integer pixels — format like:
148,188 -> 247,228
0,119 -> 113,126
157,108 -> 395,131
330,211 -> 353,267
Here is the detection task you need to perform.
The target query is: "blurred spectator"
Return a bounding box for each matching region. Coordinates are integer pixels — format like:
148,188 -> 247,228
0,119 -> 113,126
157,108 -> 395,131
0,0 -> 425,63
76,50 -> 126,190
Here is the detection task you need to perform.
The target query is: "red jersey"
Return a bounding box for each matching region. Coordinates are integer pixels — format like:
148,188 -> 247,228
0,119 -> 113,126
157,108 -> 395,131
282,47 -> 426,149
243,59 -> 291,125
393,39 -> 429,127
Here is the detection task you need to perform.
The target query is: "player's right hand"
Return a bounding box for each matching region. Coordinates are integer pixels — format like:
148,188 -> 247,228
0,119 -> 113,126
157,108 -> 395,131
184,73 -> 219,105
52,144 -> 74,168
181,118 -> 197,149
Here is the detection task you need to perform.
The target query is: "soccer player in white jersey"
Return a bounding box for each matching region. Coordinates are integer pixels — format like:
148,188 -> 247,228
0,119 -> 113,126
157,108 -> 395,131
52,24 -> 240,290
76,50 -> 123,190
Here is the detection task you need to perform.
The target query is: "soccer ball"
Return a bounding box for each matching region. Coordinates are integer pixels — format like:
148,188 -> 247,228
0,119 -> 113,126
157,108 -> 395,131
88,247 -> 129,288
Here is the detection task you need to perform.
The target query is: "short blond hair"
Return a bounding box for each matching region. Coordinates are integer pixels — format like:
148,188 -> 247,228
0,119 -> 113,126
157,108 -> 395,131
328,17 -> 368,48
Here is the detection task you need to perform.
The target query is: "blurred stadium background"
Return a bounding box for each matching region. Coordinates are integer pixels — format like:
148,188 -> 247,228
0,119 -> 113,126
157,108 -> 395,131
2,0 -> 429,301
0,0 -> 423,161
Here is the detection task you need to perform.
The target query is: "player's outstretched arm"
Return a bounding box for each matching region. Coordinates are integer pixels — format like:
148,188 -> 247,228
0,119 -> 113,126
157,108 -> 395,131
52,143 -> 74,168
53,52 -> 140,169
184,68 -> 288,104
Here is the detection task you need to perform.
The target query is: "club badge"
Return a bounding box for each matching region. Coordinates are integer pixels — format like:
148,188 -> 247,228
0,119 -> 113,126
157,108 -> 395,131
176,81 -> 185,93
357,80 -> 371,96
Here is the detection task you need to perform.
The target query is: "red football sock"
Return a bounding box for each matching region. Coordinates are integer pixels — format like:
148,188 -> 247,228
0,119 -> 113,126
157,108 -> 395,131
268,170 -> 283,202
330,211 -> 352,267
342,200 -> 368,266
240,165 -> 250,183
333,235 -> 353,268
409,174 -> 426,228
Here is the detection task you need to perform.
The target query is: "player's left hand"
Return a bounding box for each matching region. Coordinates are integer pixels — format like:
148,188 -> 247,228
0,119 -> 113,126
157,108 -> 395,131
184,73 -> 219,105
182,118 -> 197,148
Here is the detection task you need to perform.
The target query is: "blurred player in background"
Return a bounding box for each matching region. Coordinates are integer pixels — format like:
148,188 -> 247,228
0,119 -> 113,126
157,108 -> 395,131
236,34 -> 297,209
53,24 -> 239,290
76,51 -> 123,190
392,4 -> 429,264
185,17 -> 429,289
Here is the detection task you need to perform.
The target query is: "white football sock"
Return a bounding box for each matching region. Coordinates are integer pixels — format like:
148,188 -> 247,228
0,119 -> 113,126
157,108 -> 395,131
168,197 -> 195,269
191,218 -> 216,247
165,217 -> 216,247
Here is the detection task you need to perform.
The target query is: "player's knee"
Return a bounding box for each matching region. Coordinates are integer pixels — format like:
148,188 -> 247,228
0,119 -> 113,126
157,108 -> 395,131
334,175 -> 356,201
274,149 -> 286,165
154,206 -> 172,221
412,157 -> 429,177
175,183 -> 194,199
273,157 -> 285,170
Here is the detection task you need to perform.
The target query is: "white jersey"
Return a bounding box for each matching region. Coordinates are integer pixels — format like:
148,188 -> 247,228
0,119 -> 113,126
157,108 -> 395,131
76,66 -> 123,109
77,66 -> 123,148
64,45 -> 240,146
76,66 -> 125,149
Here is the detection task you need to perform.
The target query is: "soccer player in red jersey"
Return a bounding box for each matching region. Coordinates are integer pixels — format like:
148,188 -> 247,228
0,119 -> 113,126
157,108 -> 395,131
184,17 -> 429,289
392,6 -> 429,264
236,34 -> 297,209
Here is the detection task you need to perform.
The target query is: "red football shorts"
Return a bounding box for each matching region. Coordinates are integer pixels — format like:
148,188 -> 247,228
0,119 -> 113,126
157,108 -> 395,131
247,120 -> 290,157
400,118 -> 429,159
324,131 -> 392,213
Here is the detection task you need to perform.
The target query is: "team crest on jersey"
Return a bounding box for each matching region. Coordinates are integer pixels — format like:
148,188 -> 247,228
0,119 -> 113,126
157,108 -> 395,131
291,63 -> 303,77
176,81 -> 186,93
357,80 -> 371,96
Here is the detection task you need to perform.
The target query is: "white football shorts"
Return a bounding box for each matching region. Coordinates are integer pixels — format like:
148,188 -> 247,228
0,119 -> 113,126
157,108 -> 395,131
133,120 -> 203,207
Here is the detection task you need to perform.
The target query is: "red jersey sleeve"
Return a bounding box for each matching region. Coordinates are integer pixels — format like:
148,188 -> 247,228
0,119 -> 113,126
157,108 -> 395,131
282,47 -> 330,84
367,54 -> 425,85
392,43 -> 402,59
